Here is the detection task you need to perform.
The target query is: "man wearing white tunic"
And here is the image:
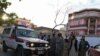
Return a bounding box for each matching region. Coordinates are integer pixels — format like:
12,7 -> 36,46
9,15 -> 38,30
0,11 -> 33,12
68,35 -> 78,56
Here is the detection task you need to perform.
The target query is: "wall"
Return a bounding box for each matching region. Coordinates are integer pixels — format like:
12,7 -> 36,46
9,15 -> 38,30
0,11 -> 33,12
77,36 -> 100,46
68,29 -> 86,35
68,19 -> 86,27
69,11 -> 100,19
68,10 -> 100,35
96,19 -> 100,35
97,19 -> 100,26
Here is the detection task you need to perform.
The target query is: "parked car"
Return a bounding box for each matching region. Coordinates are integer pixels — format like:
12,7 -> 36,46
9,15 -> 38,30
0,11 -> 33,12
88,44 -> 100,56
1,25 -> 50,56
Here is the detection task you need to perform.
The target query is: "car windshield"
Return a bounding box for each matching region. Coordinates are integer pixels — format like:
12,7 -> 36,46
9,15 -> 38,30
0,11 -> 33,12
16,29 -> 38,38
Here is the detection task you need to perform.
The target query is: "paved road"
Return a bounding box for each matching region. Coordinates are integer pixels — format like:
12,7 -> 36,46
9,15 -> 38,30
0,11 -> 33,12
0,50 -> 37,56
0,44 -> 15,56
0,45 -> 37,56
0,36 -> 18,56
0,43 -> 88,56
0,50 -> 14,56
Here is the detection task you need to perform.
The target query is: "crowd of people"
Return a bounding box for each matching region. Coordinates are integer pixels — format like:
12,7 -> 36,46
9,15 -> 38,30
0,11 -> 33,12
38,32 -> 90,56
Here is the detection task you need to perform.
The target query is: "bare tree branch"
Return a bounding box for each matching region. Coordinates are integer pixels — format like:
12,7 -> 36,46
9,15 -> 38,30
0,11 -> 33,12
52,0 -> 72,33
54,9 -> 60,25
54,1 -> 71,26
60,10 -> 67,25
52,23 -> 66,33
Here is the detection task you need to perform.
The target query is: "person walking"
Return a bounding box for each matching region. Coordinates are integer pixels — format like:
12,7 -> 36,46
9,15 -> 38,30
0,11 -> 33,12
78,36 -> 90,56
68,35 -> 78,56
56,33 -> 64,56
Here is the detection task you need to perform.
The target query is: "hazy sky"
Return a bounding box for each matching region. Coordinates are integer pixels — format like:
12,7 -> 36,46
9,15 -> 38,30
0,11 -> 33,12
6,0 -> 100,29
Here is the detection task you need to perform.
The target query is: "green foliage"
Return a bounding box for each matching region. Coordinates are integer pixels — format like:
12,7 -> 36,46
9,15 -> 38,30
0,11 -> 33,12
5,18 -> 15,25
4,12 -> 18,25
0,0 -> 11,26
0,18 -> 3,26
0,0 -> 21,26
0,0 -> 11,11
0,11 -> 4,26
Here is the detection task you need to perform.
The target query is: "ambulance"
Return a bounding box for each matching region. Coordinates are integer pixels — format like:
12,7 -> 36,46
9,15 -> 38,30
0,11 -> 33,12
1,18 -> 50,56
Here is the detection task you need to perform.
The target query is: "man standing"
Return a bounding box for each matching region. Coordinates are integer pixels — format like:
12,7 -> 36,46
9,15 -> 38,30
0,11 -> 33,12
78,36 -> 90,56
56,33 -> 64,56
68,35 -> 78,56
49,33 -> 56,56
63,35 -> 69,56
67,32 -> 78,56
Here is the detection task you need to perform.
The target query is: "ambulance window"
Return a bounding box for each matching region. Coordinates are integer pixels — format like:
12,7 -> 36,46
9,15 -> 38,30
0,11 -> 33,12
16,29 -> 38,38
3,28 -> 11,34
12,29 -> 16,35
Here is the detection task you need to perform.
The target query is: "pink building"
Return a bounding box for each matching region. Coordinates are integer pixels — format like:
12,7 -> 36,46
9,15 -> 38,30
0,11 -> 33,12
67,9 -> 100,35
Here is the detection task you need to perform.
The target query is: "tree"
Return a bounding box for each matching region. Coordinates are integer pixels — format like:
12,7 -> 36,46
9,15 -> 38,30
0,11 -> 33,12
52,0 -> 75,33
0,17 -> 3,26
0,0 -> 21,11
0,0 -> 21,26
0,0 -> 11,11
5,13 -> 18,25
52,9 -> 67,33
52,2 -> 70,33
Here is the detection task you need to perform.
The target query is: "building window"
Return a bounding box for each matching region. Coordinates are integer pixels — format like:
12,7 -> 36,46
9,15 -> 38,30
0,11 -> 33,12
85,30 -> 87,35
90,18 -> 95,23
89,30 -> 95,34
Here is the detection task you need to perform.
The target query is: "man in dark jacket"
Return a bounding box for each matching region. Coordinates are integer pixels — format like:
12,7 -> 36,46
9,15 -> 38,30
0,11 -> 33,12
68,35 -> 78,56
56,33 -> 64,56
49,33 -> 56,56
78,36 -> 90,56
68,32 -> 78,56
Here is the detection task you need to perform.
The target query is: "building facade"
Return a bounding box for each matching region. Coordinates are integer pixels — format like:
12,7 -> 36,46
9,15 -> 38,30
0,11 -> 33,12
67,9 -> 100,35
34,26 -> 59,34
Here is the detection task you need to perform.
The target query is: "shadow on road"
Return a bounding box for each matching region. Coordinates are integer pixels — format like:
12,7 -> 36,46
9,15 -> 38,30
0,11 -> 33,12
0,49 -> 15,56
0,49 -> 38,56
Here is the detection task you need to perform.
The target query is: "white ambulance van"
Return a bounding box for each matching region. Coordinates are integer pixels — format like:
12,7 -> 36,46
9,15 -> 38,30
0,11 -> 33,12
1,18 -> 50,56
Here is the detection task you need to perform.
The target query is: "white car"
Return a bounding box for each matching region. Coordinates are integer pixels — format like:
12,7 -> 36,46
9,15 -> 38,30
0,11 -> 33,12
1,25 -> 50,56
